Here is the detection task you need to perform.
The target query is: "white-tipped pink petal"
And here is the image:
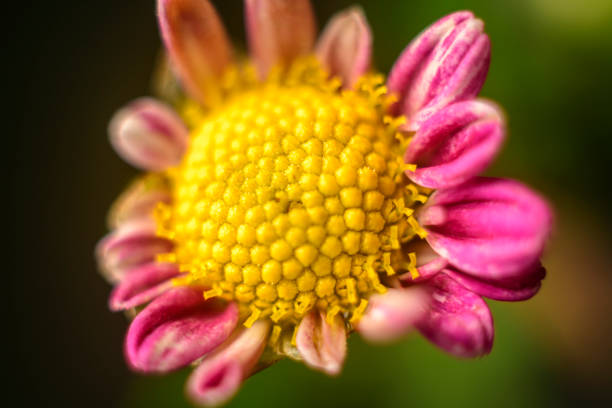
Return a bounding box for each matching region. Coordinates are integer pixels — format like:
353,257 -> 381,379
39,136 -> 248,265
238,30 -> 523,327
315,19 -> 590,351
357,286 -> 430,343
109,263 -> 183,311
96,219 -> 173,283
418,177 -> 553,280
388,11 -> 490,130
442,264 -> 546,302
417,273 -> 494,358
296,311 -> 347,375
316,6 -> 372,88
245,0 -> 316,79
108,177 -> 172,229
125,286 -> 239,373
157,0 -> 233,106
186,321 -> 270,406
109,98 -> 188,171
405,99 -> 505,189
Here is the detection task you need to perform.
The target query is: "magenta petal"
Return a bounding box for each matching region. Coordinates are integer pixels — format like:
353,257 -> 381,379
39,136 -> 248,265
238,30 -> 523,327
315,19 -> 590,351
442,264 -> 545,301
387,11 -> 490,129
108,177 -> 171,228
296,311 -> 346,375
125,286 -> 239,373
109,263 -> 182,311
186,321 -> 269,406
417,273 -> 493,358
316,6 -> 372,88
109,98 -> 188,171
157,0 -> 233,106
96,219 -> 173,283
357,287 -> 429,343
245,0 -> 316,79
409,34 -> 490,129
405,99 -> 505,188
420,177 -> 553,280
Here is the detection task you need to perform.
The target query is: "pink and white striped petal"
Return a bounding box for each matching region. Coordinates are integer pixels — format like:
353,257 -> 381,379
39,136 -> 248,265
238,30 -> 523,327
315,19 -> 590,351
357,287 -> 429,343
418,177 -> 553,281
125,286 -> 239,373
158,0 -> 233,106
109,98 -> 188,171
186,321 -> 270,407
96,219 -> 173,283
404,99 -> 505,189
109,263 -> 183,311
316,6 -> 372,88
442,263 -> 546,302
245,0 -> 316,79
388,11 -> 490,130
296,311 -> 347,375
417,273 -> 493,358
108,176 -> 171,229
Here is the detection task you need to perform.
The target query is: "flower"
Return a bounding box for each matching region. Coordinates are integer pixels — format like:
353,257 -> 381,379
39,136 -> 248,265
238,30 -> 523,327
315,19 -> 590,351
97,0 -> 553,405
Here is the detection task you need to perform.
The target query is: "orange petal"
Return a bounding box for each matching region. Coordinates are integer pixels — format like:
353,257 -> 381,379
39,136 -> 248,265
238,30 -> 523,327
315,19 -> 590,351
157,0 -> 233,106
245,0 -> 316,79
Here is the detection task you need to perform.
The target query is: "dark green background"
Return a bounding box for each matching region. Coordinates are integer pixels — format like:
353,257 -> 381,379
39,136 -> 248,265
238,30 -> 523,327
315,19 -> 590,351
10,0 -> 612,407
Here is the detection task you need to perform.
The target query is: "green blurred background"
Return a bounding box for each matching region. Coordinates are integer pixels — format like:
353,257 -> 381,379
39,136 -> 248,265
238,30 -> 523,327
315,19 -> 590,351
9,0 -> 612,407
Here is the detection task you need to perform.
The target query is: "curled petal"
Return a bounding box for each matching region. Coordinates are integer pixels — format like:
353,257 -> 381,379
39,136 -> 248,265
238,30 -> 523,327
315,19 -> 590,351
296,311 -> 347,375
96,219 -> 173,283
417,273 -> 493,358
399,239 -> 448,283
245,0 -> 316,79
405,99 -> 505,188
442,264 -> 546,301
158,0 -> 233,106
186,321 -> 270,406
109,263 -> 182,311
316,6 -> 372,88
357,287 -> 429,343
108,176 -> 171,229
109,98 -> 188,171
419,177 -> 553,280
125,286 -> 239,373
388,11 -> 490,130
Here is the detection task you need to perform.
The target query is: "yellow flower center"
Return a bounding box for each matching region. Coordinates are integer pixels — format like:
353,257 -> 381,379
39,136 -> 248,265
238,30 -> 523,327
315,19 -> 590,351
155,59 -> 427,342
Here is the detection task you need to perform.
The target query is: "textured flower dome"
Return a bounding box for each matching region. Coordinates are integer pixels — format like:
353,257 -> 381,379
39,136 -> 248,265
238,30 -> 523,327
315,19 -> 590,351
97,1 -> 553,406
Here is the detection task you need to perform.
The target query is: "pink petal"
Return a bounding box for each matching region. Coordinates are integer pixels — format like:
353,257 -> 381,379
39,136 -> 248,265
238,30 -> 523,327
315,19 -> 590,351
405,99 -> 505,188
109,98 -> 188,171
316,6 -> 372,88
109,263 -> 183,311
398,240 -> 448,283
157,0 -> 233,106
186,321 -> 270,406
387,11 -> 490,130
245,0 -> 316,79
419,177 -> 553,280
296,311 -> 347,375
125,286 -> 239,373
357,287 -> 430,343
442,264 -> 545,301
108,177 -> 172,229
96,219 -> 173,283
417,273 -> 493,358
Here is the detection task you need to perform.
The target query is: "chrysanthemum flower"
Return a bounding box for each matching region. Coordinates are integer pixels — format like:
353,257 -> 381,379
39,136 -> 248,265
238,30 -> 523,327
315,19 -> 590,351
97,0 -> 553,405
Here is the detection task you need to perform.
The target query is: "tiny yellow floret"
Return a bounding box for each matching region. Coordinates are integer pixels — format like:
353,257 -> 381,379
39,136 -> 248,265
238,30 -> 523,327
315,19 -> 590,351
154,59 -> 428,338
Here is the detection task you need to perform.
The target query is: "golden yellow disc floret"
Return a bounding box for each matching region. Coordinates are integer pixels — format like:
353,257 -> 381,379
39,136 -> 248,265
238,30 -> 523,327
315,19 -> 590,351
155,60 -> 425,332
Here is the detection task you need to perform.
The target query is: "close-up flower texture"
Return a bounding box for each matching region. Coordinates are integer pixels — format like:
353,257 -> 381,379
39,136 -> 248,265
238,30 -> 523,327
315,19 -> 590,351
96,0 -> 553,406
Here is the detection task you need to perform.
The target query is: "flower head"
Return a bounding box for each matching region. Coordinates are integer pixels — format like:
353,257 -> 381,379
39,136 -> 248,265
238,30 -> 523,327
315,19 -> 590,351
97,1 -> 553,405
